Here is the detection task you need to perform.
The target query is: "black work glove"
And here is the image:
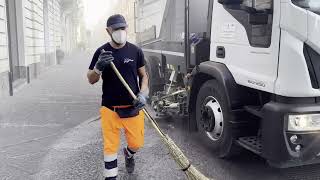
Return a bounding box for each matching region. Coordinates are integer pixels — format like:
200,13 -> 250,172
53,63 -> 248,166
133,92 -> 147,110
94,51 -> 114,75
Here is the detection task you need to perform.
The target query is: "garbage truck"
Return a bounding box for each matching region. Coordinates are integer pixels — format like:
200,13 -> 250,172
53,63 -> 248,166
134,0 -> 320,168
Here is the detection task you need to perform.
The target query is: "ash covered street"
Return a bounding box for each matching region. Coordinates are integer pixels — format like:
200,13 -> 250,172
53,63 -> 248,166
1,0 -> 320,180
0,52 -> 320,180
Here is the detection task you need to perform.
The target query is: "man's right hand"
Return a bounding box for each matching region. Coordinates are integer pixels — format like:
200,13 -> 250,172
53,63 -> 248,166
94,50 -> 114,75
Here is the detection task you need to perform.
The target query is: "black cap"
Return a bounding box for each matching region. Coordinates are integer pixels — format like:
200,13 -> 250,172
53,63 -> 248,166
107,14 -> 128,29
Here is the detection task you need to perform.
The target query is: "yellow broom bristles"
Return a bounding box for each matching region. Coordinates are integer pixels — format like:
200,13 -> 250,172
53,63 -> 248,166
143,109 -> 211,180
164,135 -> 211,180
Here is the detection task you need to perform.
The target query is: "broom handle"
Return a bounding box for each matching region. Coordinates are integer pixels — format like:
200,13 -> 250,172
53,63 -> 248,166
109,61 -> 166,138
110,62 -> 137,99
100,49 -> 137,99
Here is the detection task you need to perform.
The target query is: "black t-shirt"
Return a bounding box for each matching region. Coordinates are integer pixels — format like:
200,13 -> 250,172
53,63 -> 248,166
89,42 -> 145,106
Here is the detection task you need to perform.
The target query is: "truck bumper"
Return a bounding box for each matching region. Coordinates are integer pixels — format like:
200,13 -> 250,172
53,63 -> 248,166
262,101 -> 320,168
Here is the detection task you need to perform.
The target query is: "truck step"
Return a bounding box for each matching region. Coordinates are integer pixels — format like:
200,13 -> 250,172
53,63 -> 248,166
237,136 -> 262,155
244,106 -> 263,118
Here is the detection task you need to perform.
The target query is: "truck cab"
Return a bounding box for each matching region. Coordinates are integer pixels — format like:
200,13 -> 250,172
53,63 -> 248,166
136,0 -> 320,168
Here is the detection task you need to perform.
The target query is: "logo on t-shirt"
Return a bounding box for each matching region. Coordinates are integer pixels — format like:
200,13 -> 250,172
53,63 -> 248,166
124,58 -> 134,64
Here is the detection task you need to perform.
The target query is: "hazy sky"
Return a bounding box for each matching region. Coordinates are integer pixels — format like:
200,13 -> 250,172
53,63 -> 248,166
83,0 -> 118,30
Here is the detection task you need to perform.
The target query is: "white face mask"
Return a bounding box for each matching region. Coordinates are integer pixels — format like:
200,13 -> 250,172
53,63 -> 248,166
112,30 -> 127,45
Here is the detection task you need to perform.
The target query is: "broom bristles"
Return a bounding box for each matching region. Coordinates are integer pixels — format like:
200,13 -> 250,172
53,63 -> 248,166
144,111 -> 211,179
163,135 -> 211,180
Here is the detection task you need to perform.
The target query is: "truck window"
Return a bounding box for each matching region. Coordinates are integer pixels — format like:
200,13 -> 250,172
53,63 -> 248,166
292,0 -> 320,15
220,0 -> 274,48
159,0 -> 185,42
189,0 -> 210,36
243,0 -> 272,10
135,0 -> 167,42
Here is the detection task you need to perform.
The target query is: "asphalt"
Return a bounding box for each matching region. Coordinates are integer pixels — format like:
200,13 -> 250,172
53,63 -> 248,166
2,50 -> 319,180
32,117 -> 185,180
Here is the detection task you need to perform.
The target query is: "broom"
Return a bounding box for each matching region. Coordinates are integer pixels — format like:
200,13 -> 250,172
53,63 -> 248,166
104,50 -> 211,180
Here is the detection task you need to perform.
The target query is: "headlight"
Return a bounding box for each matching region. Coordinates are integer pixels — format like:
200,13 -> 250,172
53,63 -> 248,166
288,114 -> 320,131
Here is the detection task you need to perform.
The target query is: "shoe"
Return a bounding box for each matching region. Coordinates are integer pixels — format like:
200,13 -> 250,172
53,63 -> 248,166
123,148 -> 135,173
105,177 -> 117,180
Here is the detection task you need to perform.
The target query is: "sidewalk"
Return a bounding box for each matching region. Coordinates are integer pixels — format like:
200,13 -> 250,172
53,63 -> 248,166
0,52 -> 101,179
0,52 -> 184,180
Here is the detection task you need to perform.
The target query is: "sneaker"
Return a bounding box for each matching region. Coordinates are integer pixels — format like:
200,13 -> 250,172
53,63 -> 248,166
105,177 -> 117,180
123,148 -> 135,173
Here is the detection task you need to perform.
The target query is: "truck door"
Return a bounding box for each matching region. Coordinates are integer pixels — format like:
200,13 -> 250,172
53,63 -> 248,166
186,0 -> 213,71
211,0 -> 280,93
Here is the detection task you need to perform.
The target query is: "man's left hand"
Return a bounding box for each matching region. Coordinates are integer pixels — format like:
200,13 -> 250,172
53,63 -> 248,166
133,93 -> 147,110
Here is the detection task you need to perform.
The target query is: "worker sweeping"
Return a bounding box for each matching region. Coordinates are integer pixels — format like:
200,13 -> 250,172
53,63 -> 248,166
87,14 -> 149,180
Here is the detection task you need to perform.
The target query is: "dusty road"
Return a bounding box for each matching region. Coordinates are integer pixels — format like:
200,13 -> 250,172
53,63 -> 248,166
2,51 -> 320,180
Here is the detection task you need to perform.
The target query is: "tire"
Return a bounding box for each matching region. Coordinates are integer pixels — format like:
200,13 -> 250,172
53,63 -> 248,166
195,79 -> 241,158
145,58 -> 164,99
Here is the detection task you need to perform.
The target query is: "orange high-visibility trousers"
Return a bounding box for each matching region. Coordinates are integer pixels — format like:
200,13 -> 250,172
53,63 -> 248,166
100,106 -> 145,156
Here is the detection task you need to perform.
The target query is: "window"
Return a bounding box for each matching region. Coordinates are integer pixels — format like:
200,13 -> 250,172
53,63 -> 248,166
189,0 -> 210,36
220,0 -> 274,48
242,0 -> 272,10
292,0 -> 320,15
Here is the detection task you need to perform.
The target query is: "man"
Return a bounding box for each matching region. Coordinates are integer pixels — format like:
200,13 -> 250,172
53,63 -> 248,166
87,14 -> 149,180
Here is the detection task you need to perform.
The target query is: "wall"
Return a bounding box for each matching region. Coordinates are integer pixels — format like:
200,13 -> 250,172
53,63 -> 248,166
0,0 -> 9,97
23,0 -> 45,70
45,0 -> 61,65
0,0 -> 8,74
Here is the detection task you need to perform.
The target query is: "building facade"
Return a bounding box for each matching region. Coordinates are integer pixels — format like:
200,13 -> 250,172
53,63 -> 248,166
44,0 -> 63,66
0,0 -> 9,97
23,0 -> 46,79
0,0 -> 82,97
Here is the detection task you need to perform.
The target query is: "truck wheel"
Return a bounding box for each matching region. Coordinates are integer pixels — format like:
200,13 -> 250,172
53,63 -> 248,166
145,58 -> 164,99
196,79 -> 240,158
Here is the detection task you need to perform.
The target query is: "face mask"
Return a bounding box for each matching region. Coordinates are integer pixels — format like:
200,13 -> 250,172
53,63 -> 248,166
111,30 -> 127,45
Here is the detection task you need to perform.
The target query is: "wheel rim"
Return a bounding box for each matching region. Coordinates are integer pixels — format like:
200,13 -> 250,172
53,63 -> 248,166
200,96 -> 224,141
